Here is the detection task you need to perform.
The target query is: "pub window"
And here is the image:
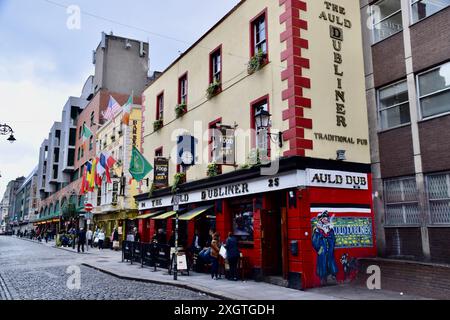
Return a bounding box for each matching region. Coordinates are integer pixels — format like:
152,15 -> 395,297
208,119 -> 222,174
90,111 -> 95,127
97,185 -> 102,206
371,0 -> 403,43
252,99 -> 269,152
179,74 -> 188,105
231,200 -> 254,244
384,177 -> 420,225
210,47 -> 222,85
418,61 -> 450,119
251,10 -> 268,57
378,79 -> 410,129
156,92 -> 164,121
426,172 -> 450,224
89,136 -> 93,151
411,0 -> 450,24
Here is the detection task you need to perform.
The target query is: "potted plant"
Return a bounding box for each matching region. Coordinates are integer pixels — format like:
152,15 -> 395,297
207,162 -> 220,177
175,103 -> 187,118
153,119 -> 163,131
172,172 -> 186,193
206,80 -> 221,99
247,49 -> 268,75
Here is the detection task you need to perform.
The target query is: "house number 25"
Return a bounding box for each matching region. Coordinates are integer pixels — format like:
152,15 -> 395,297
268,178 -> 280,188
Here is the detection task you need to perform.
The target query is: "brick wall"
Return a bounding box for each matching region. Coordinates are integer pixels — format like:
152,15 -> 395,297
384,227 -> 423,260
372,32 -> 406,88
411,6 -> 450,73
357,258 -> 450,299
419,115 -> 450,173
378,126 -> 415,178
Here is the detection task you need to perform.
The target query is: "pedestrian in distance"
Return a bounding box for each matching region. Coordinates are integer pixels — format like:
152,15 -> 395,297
86,228 -> 93,249
134,227 -> 141,243
97,229 -> 105,250
225,232 -> 240,281
210,233 -> 221,280
77,228 -> 87,253
112,227 -> 120,251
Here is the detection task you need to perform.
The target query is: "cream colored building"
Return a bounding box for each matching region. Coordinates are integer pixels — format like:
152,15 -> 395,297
89,105 -> 142,238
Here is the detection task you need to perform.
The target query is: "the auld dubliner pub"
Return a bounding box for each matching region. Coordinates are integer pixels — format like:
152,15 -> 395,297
135,0 -> 376,289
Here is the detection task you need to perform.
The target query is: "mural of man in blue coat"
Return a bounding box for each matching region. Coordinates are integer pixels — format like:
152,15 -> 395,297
312,210 -> 339,285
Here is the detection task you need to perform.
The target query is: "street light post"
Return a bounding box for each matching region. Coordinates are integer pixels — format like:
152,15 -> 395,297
173,192 -> 180,281
0,124 -> 16,143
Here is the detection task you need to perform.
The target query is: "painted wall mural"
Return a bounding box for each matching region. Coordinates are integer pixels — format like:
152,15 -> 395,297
311,211 -> 374,285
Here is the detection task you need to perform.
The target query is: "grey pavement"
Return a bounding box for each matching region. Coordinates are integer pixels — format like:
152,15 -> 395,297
1,236 -> 430,300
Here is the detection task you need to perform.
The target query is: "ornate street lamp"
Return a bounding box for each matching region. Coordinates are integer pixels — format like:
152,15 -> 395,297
0,124 -> 16,143
254,108 -> 283,148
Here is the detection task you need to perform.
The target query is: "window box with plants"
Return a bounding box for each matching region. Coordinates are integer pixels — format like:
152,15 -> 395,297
172,172 -> 186,193
206,80 -> 221,99
247,49 -> 268,75
153,119 -> 163,131
175,103 -> 187,118
207,162 -> 220,177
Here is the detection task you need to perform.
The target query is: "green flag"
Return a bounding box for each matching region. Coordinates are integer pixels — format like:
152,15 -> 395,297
82,123 -> 93,142
129,146 -> 153,182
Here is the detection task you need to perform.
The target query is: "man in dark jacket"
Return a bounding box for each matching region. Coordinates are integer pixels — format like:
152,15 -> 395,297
225,232 -> 240,281
77,228 -> 87,253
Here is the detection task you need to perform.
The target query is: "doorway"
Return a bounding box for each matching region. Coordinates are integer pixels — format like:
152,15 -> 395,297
261,191 -> 287,278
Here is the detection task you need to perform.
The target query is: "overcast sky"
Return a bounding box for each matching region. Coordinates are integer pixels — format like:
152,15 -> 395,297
0,0 -> 240,197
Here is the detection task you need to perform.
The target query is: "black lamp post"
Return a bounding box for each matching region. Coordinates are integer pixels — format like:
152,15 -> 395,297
0,124 -> 16,143
254,108 -> 283,148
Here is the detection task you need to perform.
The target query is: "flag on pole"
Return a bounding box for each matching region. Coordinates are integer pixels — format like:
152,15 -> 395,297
80,166 -> 88,195
90,158 -> 97,189
95,157 -> 102,187
100,152 -> 113,184
129,146 -> 153,182
81,124 -> 92,147
102,96 -> 121,122
86,161 -> 94,192
122,94 -> 133,126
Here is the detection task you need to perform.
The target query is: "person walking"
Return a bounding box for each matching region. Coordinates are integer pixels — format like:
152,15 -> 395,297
70,227 -> 77,250
225,232 -> 240,281
98,229 -> 105,250
86,228 -> 93,249
112,227 -> 120,251
77,228 -> 87,253
210,233 -> 220,280
134,227 -> 141,243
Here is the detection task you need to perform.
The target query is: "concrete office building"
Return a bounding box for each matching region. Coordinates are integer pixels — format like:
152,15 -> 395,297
361,0 -> 450,263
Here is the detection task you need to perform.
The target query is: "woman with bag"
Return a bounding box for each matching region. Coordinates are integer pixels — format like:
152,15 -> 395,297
112,227 -> 120,251
210,233 -> 220,280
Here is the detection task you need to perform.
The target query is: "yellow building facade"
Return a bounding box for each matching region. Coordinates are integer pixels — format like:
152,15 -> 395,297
90,105 -> 142,241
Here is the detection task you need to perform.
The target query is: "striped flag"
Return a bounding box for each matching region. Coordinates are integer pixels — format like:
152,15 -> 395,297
122,94 -> 133,126
102,96 -> 121,122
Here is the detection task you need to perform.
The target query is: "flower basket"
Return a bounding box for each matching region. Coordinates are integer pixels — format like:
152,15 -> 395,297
247,50 -> 268,75
172,172 -> 186,193
175,103 -> 187,118
153,119 -> 163,131
207,163 -> 220,177
206,80 -> 221,99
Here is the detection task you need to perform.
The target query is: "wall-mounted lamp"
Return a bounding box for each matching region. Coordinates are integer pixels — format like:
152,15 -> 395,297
254,107 -> 283,148
0,124 -> 16,143
336,149 -> 346,161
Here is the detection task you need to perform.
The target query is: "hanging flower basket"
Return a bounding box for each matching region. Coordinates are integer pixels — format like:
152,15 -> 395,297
172,172 -> 186,193
207,163 -> 220,177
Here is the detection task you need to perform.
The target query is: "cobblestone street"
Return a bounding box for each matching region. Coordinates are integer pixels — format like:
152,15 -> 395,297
0,236 -> 215,300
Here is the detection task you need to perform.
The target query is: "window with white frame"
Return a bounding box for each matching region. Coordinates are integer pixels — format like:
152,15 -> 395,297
418,61 -> 450,118
378,80 -> 410,129
411,0 -> 450,23
371,0 -> 403,43
384,177 -> 421,225
426,172 -> 450,224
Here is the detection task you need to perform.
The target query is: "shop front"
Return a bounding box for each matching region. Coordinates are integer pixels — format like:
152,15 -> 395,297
135,156 -> 376,290
94,210 -> 138,247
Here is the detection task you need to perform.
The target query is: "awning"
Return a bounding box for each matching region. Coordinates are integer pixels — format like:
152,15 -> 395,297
152,211 -> 177,220
135,210 -> 165,220
175,205 -> 214,221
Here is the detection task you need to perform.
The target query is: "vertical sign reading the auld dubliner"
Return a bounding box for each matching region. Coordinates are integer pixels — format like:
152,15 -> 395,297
319,2 -> 352,128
